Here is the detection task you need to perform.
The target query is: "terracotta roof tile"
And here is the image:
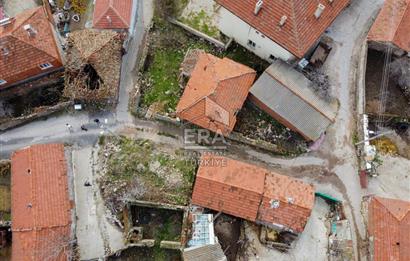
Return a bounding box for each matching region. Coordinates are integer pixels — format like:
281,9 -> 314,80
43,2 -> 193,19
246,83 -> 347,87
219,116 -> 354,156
11,144 -> 72,261
368,197 -> 410,261
176,52 -> 256,136
258,173 -> 315,233
368,0 -> 410,52
192,155 -> 314,232
0,7 -> 63,89
93,0 -> 133,29
217,0 -> 350,58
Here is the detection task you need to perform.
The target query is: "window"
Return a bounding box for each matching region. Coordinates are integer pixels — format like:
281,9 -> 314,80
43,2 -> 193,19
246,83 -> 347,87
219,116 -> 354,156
247,40 -> 256,48
0,79 -> 7,85
39,63 -> 53,70
269,54 -> 277,61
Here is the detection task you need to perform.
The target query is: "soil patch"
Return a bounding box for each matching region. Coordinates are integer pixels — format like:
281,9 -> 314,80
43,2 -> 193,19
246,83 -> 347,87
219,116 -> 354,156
365,49 -> 410,118
214,214 -> 242,261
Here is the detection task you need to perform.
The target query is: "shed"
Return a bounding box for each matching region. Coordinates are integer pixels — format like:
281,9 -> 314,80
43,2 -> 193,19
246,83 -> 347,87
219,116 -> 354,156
249,60 -> 337,141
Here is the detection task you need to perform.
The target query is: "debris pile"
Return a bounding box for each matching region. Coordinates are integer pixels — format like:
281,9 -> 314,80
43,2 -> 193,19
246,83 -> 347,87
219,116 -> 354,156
234,105 -> 307,155
304,68 -> 331,102
64,30 -> 124,105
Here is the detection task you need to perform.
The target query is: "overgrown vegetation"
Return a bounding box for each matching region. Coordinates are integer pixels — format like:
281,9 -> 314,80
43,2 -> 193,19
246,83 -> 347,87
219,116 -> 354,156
180,10 -> 220,38
235,103 -> 307,155
138,0 -> 268,115
98,136 -> 197,216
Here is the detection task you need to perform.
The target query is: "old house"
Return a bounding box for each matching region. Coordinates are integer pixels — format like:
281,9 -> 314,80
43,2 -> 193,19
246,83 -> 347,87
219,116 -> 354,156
367,0 -> 410,54
176,52 -> 256,136
215,0 -> 349,62
11,144 -> 73,261
249,60 -> 337,141
192,155 -> 315,234
64,29 -> 123,105
0,7 -> 63,90
93,0 -> 133,30
366,196 -> 410,261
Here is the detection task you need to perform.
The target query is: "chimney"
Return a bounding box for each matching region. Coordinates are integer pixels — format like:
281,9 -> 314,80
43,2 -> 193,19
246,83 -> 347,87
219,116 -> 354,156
254,0 -> 263,15
0,17 -> 13,27
279,15 -> 287,27
106,15 -> 112,25
23,24 -> 37,37
314,4 -> 326,19
1,47 -> 9,56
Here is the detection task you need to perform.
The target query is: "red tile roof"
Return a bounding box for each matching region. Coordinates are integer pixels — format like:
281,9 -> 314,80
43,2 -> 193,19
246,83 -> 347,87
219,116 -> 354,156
192,155 -> 315,232
176,52 -> 256,136
93,0 -> 133,29
368,0 -> 410,52
217,0 -> 350,58
258,174 -> 315,233
0,7 -> 63,89
11,144 -> 72,261
368,197 -> 410,261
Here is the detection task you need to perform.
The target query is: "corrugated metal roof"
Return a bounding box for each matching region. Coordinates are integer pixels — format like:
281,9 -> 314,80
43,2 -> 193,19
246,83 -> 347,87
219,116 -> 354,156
250,60 -> 337,141
183,243 -> 227,261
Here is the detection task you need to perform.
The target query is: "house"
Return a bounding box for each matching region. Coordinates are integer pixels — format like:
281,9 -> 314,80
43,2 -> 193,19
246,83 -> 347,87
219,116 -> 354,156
249,60 -> 337,141
367,196 -> 410,261
11,144 -> 73,261
176,52 -> 256,136
368,0 -> 410,53
191,155 -> 315,234
215,0 -> 350,62
93,0 -> 133,30
64,29 -> 124,105
0,7 -> 63,90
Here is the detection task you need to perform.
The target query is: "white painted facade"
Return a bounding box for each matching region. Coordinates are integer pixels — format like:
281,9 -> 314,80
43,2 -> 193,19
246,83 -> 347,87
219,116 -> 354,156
217,7 -> 296,62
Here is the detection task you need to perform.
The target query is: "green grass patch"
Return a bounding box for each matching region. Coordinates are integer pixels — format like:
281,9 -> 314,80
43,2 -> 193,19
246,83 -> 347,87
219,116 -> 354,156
181,10 -> 220,38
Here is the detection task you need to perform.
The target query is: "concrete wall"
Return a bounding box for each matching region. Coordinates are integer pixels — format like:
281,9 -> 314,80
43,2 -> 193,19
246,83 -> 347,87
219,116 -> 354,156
218,7 -> 295,62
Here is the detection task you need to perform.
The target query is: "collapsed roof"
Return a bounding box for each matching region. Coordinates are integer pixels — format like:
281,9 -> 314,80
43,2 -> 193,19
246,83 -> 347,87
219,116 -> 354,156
64,29 -> 123,103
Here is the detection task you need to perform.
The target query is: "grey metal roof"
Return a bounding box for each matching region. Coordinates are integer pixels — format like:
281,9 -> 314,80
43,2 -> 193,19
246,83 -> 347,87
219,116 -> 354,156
250,60 -> 337,141
183,244 -> 227,261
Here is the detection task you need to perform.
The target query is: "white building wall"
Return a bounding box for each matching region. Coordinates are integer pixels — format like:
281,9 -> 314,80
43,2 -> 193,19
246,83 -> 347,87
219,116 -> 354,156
218,7 -> 296,62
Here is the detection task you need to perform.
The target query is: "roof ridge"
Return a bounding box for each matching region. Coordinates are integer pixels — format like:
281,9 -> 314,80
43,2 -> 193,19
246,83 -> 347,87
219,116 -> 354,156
94,4 -> 113,27
392,0 -> 410,44
110,3 -> 130,27
288,0 -> 302,56
9,7 -> 40,34
10,8 -> 60,61
375,197 -> 410,221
